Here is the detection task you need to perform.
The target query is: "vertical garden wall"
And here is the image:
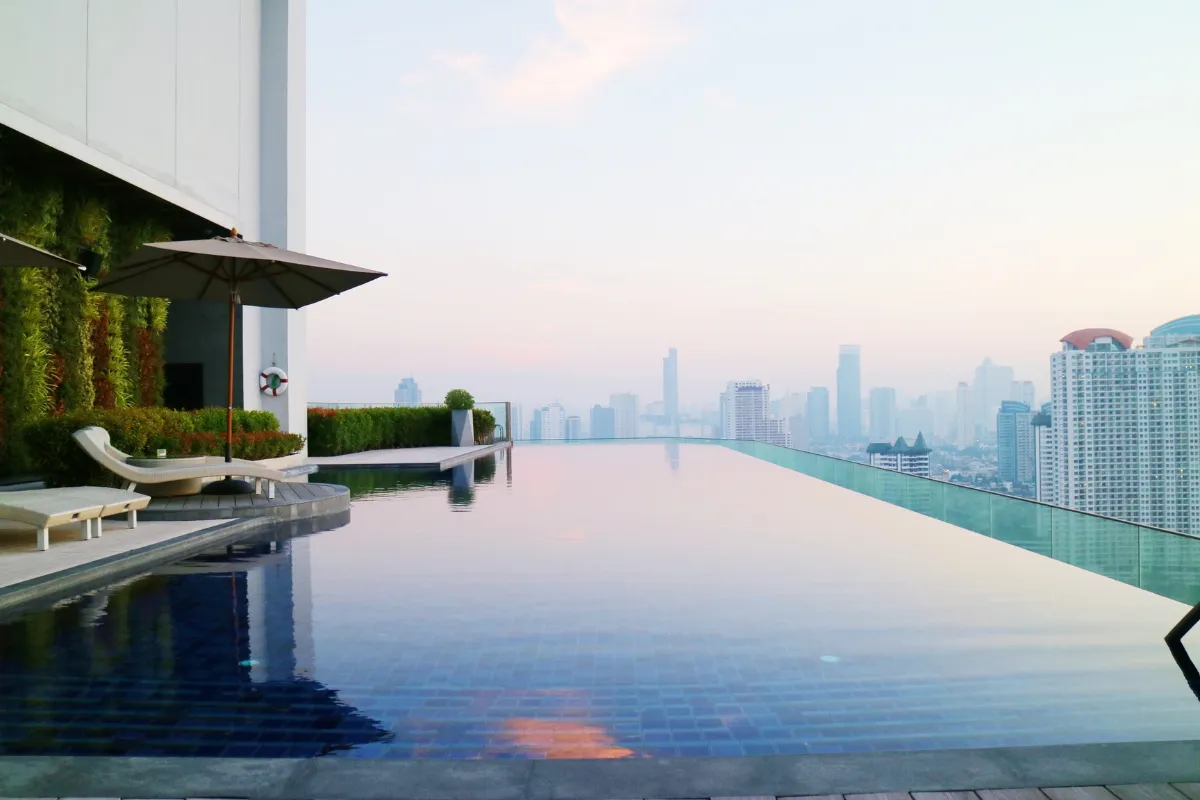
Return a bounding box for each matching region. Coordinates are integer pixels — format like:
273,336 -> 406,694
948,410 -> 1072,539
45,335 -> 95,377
0,141 -> 178,471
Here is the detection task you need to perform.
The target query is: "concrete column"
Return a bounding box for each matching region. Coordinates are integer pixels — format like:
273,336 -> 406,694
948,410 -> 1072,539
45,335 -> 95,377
249,0 -> 308,445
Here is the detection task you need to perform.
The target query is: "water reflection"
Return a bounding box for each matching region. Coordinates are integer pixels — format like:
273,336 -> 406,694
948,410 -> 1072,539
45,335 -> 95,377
665,442 -> 680,471
0,518 -> 390,757
449,461 -> 475,508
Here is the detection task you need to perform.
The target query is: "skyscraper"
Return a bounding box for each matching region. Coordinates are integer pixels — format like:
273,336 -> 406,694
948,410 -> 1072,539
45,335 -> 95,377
610,393 -> 640,439
539,403 -> 566,440
996,401 -> 1035,487
956,382 -> 974,447
1046,321 -> 1200,533
868,387 -> 897,441
589,405 -> 616,439
806,387 -> 830,443
972,358 -> 1015,438
565,416 -> 582,440
1011,380 -> 1036,410
663,348 -> 679,430
510,404 -> 524,441
529,408 -> 543,442
394,377 -> 421,406
837,345 -> 862,440
719,380 -> 789,446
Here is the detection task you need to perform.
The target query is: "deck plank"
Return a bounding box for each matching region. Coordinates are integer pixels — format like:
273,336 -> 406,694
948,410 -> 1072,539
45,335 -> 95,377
847,794 -> 913,800
1172,786 -> 1200,800
913,793 -> 978,800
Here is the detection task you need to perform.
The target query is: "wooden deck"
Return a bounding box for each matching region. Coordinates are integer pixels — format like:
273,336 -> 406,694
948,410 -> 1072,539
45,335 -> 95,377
139,480 -> 349,522
308,440 -> 512,471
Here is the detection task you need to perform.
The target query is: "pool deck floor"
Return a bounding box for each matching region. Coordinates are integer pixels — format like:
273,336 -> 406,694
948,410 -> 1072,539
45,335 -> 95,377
3,740 -> 1200,800
308,440 -> 511,471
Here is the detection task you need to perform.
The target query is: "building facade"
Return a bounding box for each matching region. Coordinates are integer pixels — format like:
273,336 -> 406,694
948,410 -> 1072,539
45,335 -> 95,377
393,377 -> 420,406
956,382 -> 974,448
868,387 -> 897,442
973,358 -> 1015,440
806,387 -> 830,443
662,348 -> 678,431
1033,402 -> 1054,504
589,404 -> 615,439
538,403 -> 566,440
0,0 -> 311,440
837,345 -> 862,440
609,393 -> 639,439
996,400 -> 1035,487
565,415 -> 582,441
719,380 -> 790,446
866,434 -> 932,477
1046,321 -> 1200,534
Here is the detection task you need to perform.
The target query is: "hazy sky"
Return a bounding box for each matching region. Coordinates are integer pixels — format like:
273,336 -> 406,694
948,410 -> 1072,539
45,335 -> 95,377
304,0 -> 1199,412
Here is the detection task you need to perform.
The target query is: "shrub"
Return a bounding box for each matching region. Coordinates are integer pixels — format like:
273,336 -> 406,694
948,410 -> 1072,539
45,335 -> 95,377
308,405 -> 499,456
445,389 -> 474,410
21,406 -> 294,487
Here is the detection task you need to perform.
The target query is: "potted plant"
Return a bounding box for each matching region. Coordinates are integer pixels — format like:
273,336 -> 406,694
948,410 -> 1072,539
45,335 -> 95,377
446,389 -> 475,447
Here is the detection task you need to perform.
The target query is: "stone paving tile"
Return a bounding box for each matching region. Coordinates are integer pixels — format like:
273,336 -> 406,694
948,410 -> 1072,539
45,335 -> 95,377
1043,789 -> 1118,800
780,795 -> 848,800
914,793 -> 979,800
1174,785 -> 1200,800
979,791 -> 1049,800
847,794 -> 917,800
1109,786 -> 1191,800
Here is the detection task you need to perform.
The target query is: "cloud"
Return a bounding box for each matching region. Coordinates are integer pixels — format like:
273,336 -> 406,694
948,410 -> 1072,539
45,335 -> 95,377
431,0 -> 687,115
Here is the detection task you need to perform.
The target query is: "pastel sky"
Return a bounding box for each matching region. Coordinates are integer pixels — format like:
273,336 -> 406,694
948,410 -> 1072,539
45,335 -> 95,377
304,0 -> 1200,412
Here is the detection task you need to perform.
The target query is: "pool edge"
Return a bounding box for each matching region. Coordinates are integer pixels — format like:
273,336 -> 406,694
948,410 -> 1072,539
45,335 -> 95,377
4,739 -> 1200,799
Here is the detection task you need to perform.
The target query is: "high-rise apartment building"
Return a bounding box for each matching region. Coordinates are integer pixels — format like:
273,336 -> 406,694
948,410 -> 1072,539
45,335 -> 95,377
589,405 -> 616,439
529,408 -> 543,442
565,416 -> 582,441
788,414 -> 809,449
866,433 -> 932,477
868,387 -> 897,441
996,401 -> 1035,487
837,345 -> 862,440
1012,380 -> 1036,410
539,403 -> 566,440
511,404 -> 524,441
719,380 -> 790,446
663,348 -> 679,430
610,393 -> 640,439
956,382 -> 974,447
1046,320 -> 1200,533
806,387 -> 831,443
973,358 -> 1015,438
1032,402 -> 1054,504
394,377 -> 421,406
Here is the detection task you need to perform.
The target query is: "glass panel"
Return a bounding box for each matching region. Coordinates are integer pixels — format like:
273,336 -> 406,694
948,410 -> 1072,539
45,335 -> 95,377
990,494 -> 1053,557
1139,526 -> 1200,605
1051,506 -> 1139,587
943,482 -> 992,535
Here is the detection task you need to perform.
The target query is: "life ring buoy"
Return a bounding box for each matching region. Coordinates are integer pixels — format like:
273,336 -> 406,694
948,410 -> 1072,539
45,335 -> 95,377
260,366 -> 289,396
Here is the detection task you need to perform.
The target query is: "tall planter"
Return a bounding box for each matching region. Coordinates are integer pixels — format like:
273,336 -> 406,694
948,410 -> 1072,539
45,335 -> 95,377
451,409 -> 474,447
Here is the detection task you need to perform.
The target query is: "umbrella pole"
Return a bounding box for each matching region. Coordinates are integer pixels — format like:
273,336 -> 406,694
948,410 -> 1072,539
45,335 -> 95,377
226,287 -> 235,464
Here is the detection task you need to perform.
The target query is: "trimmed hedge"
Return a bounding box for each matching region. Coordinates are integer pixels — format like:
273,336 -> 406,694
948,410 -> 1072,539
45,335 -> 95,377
22,407 -> 302,487
308,406 -> 497,457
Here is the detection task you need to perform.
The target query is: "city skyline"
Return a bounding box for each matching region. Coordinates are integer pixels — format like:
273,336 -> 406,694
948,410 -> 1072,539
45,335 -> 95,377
303,1 -> 1200,407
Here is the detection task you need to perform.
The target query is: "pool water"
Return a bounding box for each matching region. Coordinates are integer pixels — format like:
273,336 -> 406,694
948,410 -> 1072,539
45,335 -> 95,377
1,442 -> 1198,759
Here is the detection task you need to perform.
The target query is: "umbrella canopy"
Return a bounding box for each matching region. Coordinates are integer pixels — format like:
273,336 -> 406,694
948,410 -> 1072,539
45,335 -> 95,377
92,235 -> 385,487
0,232 -> 83,270
91,236 -> 383,308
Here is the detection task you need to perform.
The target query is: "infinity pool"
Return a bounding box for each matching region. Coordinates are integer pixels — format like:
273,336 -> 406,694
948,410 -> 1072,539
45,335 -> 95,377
1,442 -> 1198,759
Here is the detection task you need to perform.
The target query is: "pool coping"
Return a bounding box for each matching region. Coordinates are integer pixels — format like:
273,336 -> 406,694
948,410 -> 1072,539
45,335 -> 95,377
3,740 -> 1200,799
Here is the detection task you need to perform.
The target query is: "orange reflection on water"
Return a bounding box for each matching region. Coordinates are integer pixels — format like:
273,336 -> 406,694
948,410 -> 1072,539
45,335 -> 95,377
497,718 -> 635,759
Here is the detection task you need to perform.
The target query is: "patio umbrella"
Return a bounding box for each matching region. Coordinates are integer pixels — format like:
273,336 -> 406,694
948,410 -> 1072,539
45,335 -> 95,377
0,231 -> 84,269
93,233 -> 385,493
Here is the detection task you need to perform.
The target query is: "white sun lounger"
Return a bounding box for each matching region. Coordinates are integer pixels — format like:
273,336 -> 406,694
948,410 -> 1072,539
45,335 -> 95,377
0,487 -> 150,551
72,426 -> 284,498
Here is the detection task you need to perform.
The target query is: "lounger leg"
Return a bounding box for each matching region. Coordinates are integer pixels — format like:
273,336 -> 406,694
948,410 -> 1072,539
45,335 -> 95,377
80,519 -> 91,541
95,517 -> 103,538
128,509 -> 137,529
255,478 -> 262,495
123,480 -> 137,492
268,481 -> 276,500
37,527 -> 49,551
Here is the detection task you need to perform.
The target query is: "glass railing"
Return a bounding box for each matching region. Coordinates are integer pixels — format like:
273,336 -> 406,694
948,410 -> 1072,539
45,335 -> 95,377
308,401 -> 512,442
721,438 -> 1200,606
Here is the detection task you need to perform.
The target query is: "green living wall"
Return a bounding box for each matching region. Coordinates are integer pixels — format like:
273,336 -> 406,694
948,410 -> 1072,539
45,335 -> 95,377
0,162 -> 173,470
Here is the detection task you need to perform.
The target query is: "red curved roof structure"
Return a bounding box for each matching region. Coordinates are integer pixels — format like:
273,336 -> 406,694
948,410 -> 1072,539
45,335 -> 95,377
1060,328 -> 1134,350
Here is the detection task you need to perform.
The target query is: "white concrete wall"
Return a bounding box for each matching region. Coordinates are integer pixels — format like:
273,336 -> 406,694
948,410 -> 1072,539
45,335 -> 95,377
1,0 -> 308,441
